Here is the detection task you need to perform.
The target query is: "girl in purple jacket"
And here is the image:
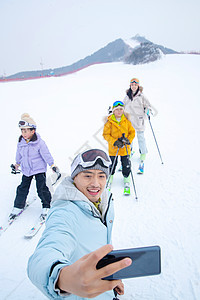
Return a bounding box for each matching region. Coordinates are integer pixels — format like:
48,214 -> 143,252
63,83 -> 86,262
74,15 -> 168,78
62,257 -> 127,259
9,113 -> 59,220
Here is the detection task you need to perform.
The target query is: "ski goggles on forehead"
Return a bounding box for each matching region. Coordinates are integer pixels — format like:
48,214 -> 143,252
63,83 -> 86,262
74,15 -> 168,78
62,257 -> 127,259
18,120 -> 36,129
71,149 -> 111,174
112,101 -> 124,108
130,78 -> 139,84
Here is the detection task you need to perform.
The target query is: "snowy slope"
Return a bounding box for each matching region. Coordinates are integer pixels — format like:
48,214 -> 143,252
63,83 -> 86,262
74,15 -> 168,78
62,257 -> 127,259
0,54 -> 200,299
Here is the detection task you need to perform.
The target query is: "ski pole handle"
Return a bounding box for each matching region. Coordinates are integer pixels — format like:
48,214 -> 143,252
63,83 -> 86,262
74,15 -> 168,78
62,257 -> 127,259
52,166 -> 57,173
10,164 -> 15,170
121,133 -> 130,145
10,164 -> 21,174
52,166 -> 61,185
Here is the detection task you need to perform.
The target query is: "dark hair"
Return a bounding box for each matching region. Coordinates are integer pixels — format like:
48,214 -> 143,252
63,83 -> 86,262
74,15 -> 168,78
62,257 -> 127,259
19,131 -> 37,142
126,86 -> 140,101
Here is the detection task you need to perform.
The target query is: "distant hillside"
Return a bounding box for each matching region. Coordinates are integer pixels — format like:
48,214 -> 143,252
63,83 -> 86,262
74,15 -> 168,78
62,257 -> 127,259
2,35 -> 178,81
125,42 -> 163,64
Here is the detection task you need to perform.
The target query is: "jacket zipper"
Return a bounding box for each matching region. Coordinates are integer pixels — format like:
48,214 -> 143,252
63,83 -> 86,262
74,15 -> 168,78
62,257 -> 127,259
92,193 -> 112,227
102,193 -> 112,226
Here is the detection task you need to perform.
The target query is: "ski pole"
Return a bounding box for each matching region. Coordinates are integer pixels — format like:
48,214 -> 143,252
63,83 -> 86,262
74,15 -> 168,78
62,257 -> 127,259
147,115 -> 164,164
123,138 -> 138,201
52,167 -> 61,186
106,148 -> 119,188
113,288 -> 119,300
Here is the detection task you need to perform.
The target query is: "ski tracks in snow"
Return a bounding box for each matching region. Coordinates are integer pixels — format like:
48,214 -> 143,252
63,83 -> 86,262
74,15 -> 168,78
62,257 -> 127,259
111,155 -> 200,299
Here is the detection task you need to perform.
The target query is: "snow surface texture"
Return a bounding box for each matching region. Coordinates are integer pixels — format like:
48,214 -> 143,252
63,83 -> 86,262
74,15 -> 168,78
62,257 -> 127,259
0,54 -> 200,299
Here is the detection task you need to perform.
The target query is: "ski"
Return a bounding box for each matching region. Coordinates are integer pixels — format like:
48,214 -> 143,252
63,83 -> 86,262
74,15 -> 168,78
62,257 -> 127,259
24,215 -> 46,239
137,169 -> 144,174
0,196 -> 37,236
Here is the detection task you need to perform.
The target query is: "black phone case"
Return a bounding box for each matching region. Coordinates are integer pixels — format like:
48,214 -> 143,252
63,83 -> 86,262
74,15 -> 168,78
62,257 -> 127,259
96,245 -> 161,280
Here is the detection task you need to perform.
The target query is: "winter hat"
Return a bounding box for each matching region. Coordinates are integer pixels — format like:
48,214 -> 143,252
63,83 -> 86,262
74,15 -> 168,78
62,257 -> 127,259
130,78 -> 140,85
71,149 -> 111,179
71,162 -> 109,179
18,113 -> 37,129
112,100 -> 124,112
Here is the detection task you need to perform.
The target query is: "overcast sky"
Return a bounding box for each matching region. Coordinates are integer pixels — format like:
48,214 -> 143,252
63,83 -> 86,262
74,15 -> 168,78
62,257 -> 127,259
0,0 -> 199,76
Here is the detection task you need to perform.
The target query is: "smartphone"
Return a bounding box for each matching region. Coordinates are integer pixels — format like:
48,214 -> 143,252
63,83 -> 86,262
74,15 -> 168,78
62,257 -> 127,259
96,245 -> 161,280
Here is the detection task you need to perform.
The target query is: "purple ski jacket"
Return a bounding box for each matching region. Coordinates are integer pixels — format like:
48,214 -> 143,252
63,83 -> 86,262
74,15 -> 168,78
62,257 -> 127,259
16,133 -> 54,177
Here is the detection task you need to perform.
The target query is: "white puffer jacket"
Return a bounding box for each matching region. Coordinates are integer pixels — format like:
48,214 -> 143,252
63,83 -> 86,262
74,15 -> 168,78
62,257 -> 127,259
123,87 -> 157,131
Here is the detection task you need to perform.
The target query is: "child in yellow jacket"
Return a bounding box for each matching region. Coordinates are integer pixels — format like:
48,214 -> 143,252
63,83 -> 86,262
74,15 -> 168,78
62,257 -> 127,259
103,101 -> 135,193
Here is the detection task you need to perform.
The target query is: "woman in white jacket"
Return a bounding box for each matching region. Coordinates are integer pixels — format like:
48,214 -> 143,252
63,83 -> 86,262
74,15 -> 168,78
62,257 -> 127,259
124,78 -> 157,173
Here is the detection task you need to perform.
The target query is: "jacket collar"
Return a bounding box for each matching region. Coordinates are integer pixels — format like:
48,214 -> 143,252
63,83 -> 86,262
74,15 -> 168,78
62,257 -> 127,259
52,176 -> 111,219
111,114 -> 125,124
19,132 -> 38,143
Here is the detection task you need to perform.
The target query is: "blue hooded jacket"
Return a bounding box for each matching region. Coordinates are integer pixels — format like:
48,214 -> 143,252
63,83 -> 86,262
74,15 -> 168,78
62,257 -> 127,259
27,176 -> 115,299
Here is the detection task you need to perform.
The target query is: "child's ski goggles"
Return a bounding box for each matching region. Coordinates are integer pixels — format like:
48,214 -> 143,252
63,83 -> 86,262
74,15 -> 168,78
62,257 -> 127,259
112,101 -> 124,108
18,120 -> 36,129
71,149 -> 111,174
130,78 -> 139,84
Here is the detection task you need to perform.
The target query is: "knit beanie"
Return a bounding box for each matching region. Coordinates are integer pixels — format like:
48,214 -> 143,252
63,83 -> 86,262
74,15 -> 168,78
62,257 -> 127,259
71,162 -> 109,179
19,113 -> 37,129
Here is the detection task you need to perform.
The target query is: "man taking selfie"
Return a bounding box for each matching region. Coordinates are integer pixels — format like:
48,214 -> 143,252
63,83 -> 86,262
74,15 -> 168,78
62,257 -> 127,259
27,149 -> 132,299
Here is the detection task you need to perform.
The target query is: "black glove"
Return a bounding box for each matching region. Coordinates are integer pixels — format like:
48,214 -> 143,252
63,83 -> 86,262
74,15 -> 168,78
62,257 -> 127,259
113,139 -> 124,148
121,136 -> 130,145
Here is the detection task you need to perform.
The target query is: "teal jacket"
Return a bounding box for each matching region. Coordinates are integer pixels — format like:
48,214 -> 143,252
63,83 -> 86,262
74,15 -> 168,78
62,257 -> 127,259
27,176 -> 114,299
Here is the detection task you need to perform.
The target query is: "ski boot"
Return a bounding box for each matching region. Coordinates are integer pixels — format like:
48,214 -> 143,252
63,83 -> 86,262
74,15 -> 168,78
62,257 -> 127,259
137,154 -> 145,174
107,175 -> 113,191
40,208 -> 50,221
8,207 -> 23,221
137,162 -> 144,174
124,175 -> 131,195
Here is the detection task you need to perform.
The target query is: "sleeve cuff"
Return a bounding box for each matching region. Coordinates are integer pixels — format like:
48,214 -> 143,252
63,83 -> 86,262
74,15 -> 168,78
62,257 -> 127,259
47,261 -> 71,298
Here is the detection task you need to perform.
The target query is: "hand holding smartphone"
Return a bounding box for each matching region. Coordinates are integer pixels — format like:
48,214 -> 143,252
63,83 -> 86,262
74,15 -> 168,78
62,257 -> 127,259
96,245 -> 161,280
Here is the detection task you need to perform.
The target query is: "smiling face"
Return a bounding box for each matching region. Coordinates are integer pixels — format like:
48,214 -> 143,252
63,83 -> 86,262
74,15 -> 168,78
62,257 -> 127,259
113,107 -> 124,119
73,169 -> 107,203
130,82 -> 139,93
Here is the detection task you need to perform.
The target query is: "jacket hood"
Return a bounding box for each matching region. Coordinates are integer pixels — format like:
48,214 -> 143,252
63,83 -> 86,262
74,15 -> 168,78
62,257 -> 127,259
139,86 -> 143,92
52,176 -> 111,219
126,85 -> 143,99
18,132 -> 41,145
133,86 -> 143,93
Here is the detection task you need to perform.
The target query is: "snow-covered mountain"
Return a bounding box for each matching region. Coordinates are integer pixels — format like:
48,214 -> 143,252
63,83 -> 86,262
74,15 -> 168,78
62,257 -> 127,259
3,35 -> 178,80
125,41 -> 163,64
0,53 -> 200,299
